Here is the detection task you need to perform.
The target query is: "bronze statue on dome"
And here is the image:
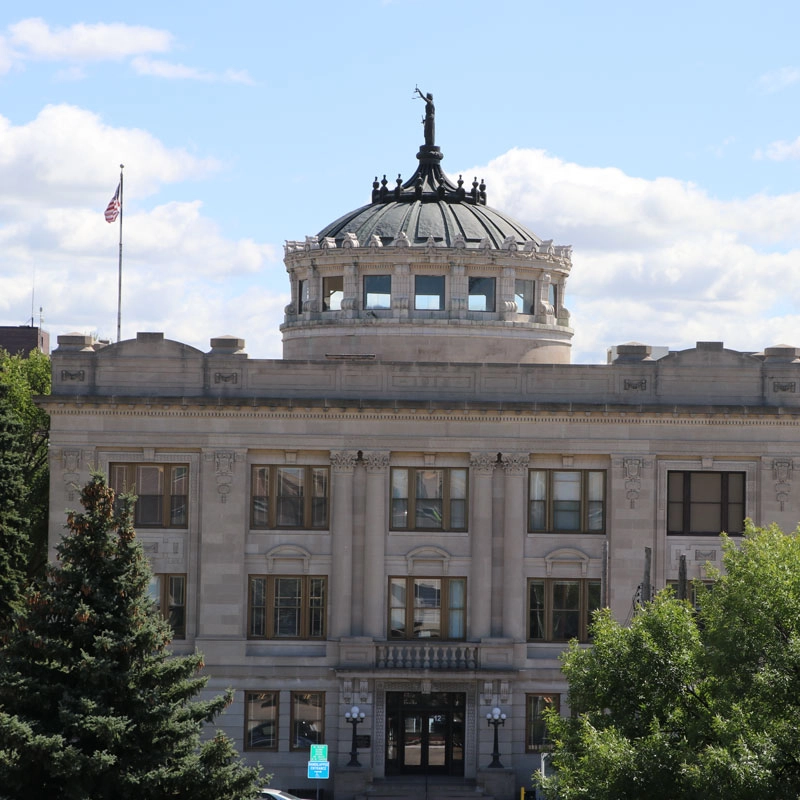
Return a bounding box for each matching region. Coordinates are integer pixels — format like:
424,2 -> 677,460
414,86 -> 435,147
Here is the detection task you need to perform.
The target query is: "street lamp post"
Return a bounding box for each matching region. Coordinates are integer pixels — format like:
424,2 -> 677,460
345,705 -> 366,767
486,706 -> 507,768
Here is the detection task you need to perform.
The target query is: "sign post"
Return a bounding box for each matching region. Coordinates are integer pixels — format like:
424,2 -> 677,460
308,745 -> 329,800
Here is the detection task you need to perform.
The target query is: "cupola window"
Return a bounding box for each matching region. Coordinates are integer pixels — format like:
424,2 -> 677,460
322,276 -> 343,311
415,275 -> 445,310
515,279 -> 535,314
364,275 -> 392,309
468,277 -> 496,312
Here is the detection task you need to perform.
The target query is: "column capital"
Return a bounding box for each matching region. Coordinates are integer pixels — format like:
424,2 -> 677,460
500,452 -> 529,475
363,450 -> 391,472
330,450 -> 359,472
470,452 -> 497,475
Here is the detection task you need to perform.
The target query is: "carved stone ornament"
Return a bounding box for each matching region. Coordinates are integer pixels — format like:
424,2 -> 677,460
469,452 -> 497,474
363,451 -> 390,472
773,458 -> 793,511
624,379 -> 647,391
624,457 -> 643,508
203,450 -> 243,503
500,453 -> 529,475
62,448 -> 82,501
330,450 -> 358,472
342,679 -> 353,704
60,369 -> 85,382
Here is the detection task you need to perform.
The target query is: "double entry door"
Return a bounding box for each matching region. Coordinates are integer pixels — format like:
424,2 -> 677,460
385,691 -> 465,776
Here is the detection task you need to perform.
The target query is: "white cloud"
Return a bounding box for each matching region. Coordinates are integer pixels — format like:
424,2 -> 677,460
131,56 -> 255,85
0,18 -> 251,84
8,17 -> 172,61
0,105 -> 280,350
463,148 -> 800,362
757,66 -> 800,93
754,136 -> 800,162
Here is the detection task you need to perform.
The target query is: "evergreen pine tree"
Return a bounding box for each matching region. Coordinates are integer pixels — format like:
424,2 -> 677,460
0,384 -> 29,627
0,472 -> 263,800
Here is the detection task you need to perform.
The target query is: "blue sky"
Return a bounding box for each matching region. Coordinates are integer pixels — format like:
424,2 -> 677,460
2,1 -> 800,362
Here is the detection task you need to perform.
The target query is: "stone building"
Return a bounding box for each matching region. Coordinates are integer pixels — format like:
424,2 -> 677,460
42,114 -> 800,799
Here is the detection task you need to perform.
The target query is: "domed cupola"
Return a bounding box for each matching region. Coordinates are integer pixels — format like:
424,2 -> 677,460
281,95 -> 574,364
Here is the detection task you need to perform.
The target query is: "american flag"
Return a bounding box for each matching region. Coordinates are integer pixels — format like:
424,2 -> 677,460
104,184 -> 121,223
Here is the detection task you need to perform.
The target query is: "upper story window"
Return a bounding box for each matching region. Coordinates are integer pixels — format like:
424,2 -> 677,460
322,276 -> 343,311
528,578 -> 601,642
548,283 -> 558,310
515,279 -> 535,314
364,275 -> 391,309
291,692 -> 324,751
526,694 -> 559,752
244,690 -> 278,751
468,277 -> 496,311
297,279 -> 308,313
528,469 -> 605,533
389,576 -> 466,640
251,465 -> 329,529
415,275 -> 445,310
148,573 -> 186,639
110,463 -> 188,528
667,471 -> 744,535
391,467 -> 467,531
248,575 -> 326,639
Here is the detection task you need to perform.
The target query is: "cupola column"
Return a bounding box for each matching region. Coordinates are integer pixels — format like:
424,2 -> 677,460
501,453 -> 529,640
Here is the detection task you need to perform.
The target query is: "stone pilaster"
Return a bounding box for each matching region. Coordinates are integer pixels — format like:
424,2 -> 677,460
501,452 -> 529,641
362,451 -> 390,639
470,452 -> 496,640
330,450 -> 358,639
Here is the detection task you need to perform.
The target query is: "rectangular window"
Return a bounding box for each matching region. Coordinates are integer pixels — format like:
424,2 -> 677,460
528,470 -> 605,533
322,276 -> 343,311
245,691 -> 278,751
468,277 -> 496,311
251,466 -> 329,529
526,694 -> 559,752
515,278 -> 535,314
110,464 -> 188,528
548,283 -> 558,310
364,274 -> 391,309
248,575 -> 326,639
389,577 -> 466,640
391,468 -> 467,531
667,471 -> 745,535
528,578 -> 601,642
149,574 -> 186,639
297,279 -> 308,313
414,275 -> 445,310
291,692 -> 324,751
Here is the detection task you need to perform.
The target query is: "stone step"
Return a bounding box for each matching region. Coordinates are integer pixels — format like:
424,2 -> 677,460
359,777 -> 492,800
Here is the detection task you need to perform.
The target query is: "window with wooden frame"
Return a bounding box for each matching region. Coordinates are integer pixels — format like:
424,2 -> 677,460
291,692 -> 324,751
251,466 -> 329,529
390,467 -> 467,531
667,471 -> 745,535
148,574 -> 186,639
526,694 -> 560,752
528,578 -> 601,642
244,690 -> 278,751
389,576 -> 466,640
528,469 -> 605,533
110,463 -> 188,528
248,575 -> 326,639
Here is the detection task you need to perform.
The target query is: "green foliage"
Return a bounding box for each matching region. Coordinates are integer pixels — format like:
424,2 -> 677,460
537,521 -> 800,800
0,348 -> 50,577
0,387 -> 29,626
0,473 -> 263,800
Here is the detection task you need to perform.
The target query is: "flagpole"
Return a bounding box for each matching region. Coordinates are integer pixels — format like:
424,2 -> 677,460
116,164 -> 124,343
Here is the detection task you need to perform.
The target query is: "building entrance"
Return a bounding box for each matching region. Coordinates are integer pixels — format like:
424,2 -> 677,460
385,691 -> 465,776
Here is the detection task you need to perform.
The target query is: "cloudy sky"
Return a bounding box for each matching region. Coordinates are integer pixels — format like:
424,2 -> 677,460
2,1 -> 800,363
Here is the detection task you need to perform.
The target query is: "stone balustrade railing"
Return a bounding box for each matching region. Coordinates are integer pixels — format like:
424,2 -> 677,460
376,643 -> 478,670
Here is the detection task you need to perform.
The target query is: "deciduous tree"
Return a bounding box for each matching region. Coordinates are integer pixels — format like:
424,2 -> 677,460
538,522 -> 800,800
